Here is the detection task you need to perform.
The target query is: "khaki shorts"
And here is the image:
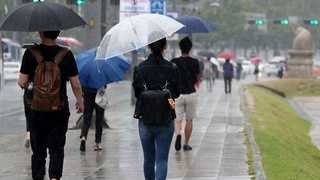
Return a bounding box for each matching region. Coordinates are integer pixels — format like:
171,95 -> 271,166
175,93 -> 198,121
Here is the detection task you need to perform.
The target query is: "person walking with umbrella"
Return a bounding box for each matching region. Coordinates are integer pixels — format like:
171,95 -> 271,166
95,13 -> 184,180
79,85 -> 106,152
1,2 -> 86,180
75,48 -> 130,152
133,37 -> 180,180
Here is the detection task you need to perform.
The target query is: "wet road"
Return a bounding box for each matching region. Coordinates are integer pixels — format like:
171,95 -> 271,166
0,80 -> 251,180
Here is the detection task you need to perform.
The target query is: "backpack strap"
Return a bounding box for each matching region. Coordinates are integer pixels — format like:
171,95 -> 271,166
29,47 -> 44,64
54,47 -> 69,64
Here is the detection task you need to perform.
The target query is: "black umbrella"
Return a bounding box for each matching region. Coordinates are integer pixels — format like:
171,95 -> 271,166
0,2 -> 86,32
198,51 -> 215,58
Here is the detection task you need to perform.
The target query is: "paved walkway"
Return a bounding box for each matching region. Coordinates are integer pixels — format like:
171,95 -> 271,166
0,80 -> 250,180
292,97 -> 320,149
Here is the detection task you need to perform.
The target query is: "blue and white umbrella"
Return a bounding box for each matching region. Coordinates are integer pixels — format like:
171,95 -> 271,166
76,48 -> 130,89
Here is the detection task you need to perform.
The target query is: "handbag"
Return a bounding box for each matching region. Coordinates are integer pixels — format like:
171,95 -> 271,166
95,87 -> 109,109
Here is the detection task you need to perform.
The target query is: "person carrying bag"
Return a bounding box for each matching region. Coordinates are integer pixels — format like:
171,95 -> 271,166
133,37 -> 180,180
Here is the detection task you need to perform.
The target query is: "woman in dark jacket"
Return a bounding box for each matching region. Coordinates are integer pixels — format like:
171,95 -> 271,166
133,38 -> 180,180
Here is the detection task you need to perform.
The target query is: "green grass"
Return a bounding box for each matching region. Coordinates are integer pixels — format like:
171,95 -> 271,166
248,86 -> 320,180
244,128 -> 255,180
257,79 -> 320,97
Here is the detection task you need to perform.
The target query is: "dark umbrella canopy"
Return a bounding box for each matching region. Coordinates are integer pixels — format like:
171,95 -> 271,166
0,2 -> 86,32
176,16 -> 217,34
198,51 -> 215,58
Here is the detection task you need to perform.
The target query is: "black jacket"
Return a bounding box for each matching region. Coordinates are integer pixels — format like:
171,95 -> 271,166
133,54 -> 180,120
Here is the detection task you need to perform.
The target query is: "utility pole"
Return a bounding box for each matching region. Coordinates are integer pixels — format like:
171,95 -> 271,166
0,33 -> 3,91
100,0 -> 107,39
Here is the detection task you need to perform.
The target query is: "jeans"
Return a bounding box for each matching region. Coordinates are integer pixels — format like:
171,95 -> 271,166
30,110 -> 70,180
80,88 -> 104,143
139,120 -> 174,180
224,76 -> 232,93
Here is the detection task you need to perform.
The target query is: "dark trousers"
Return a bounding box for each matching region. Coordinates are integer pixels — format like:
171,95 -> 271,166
224,76 -> 232,93
80,89 -> 104,143
30,110 -> 70,180
23,90 -> 32,132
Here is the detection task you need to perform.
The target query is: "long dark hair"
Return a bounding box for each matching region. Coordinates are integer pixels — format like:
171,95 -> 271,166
148,38 -> 167,62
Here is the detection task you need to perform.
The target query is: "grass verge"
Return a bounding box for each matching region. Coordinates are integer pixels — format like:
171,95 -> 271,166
244,128 -> 255,180
247,86 -> 320,180
256,79 -> 320,97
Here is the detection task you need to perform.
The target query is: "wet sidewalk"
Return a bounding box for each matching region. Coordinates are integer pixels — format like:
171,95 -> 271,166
0,80 -> 250,180
292,97 -> 320,149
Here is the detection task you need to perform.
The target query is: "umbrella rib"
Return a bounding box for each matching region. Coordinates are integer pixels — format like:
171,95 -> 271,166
128,16 -> 141,49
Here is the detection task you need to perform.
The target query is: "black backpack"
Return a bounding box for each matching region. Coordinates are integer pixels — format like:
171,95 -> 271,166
134,77 -> 173,126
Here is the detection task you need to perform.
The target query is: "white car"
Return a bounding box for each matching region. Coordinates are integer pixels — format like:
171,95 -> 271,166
242,60 -> 254,75
265,63 -> 280,77
4,61 -> 20,80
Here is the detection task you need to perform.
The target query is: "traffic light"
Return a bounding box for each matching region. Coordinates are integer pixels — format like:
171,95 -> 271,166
66,0 -> 86,5
75,0 -> 86,5
248,19 -> 265,25
274,19 -> 289,25
304,19 -> 319,26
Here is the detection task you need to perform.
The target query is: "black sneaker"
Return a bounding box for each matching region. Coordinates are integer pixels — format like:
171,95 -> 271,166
175,135 -> 182,151
25,139 -> 30,148
80,140 -> 86,152
183,144 -> 192,151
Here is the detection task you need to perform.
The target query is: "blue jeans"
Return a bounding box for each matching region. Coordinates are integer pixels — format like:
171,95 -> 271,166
139,120 -> 174,180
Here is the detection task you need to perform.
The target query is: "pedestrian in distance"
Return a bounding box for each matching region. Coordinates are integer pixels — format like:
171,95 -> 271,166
203,57 -> 214,92
254,64 -> 260,82
171,37 -> 200,151
278,65 -> 284,79
133,37 -> 180,180
79,85 -> 106,152
236,62 -> 243,81
18,31 -> 84,180
223,59 -> 234,94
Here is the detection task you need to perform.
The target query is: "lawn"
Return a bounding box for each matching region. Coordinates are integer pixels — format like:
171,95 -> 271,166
247,86 -> 320,180
256,79 -> 320,97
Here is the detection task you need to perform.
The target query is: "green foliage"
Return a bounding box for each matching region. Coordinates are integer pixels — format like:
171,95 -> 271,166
195,0 -> 320,50
197,0 -> 249,46
248,86 -> 320,180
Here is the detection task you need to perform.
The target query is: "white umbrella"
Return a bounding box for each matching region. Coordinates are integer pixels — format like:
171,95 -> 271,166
96,13 -> 184,59
210,57 -> 220,67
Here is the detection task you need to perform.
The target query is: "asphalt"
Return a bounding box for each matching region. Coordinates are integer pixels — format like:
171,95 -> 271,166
0,80 -> 251,180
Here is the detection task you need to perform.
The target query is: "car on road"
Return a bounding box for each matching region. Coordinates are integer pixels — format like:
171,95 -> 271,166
242,60 -> 254,75
264,63 -> 280,77
4,61 -> 20,81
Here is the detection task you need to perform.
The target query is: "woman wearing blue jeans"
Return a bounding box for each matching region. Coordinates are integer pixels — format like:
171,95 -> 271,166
133,37 -> 180,180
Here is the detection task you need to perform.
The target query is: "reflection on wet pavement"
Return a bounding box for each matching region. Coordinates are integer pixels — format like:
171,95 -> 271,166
0,81 -> 250,180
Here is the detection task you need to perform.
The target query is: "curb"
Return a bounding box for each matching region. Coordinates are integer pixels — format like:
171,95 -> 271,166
240,86 -> 267,180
